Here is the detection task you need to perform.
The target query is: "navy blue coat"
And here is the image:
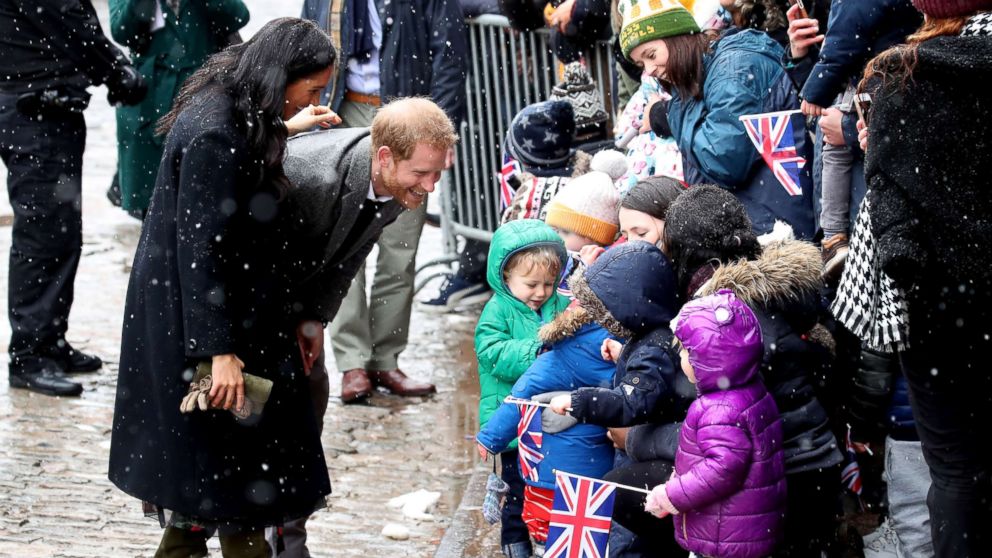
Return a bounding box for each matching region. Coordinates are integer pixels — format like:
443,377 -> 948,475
569,242 -> 694,441
668,30 -> 817,239
477,317 -> 617,490
800,0 -> 921,107
301,0 -> 467,121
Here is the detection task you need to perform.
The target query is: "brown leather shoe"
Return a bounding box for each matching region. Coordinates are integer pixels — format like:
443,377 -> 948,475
368,368 -> 436,397
341,368 -> 374,403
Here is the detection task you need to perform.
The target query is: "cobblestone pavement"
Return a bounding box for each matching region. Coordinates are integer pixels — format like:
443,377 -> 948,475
0,2 -> 502,556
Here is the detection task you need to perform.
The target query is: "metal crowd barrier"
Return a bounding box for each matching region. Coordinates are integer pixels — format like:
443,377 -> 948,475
416,15 -> 616,292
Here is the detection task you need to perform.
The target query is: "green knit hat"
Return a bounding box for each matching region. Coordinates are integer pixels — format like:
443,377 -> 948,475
619,0 -> 701,60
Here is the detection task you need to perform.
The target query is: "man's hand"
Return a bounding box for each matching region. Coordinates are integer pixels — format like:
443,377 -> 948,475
549,393 -> 573,415
209,353 -> 245,411
296,320 -> 324,376
786,4 -> 823,60
607,426 -> 630,450
820,107 -> 845,146
285,105 -> 342,136
549,0 -> 576,34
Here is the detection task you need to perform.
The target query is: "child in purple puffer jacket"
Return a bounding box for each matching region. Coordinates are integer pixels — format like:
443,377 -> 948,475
645,290 -> 787,558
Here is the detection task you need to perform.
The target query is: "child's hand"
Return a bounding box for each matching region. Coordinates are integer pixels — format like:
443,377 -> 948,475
579,245 -> 606,266
477,443 -> 490,461
285,104 -> 342,136
786,4 -> 823,60
549,0 -> 576,34
607,426 -> 630,450
644,483 -> 680,518
601,339 -> 623,362
801,100 -> 826,117
549,394 -> 572,415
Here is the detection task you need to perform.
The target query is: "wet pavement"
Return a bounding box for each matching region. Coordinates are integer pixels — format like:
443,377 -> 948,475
0,1 -> 505,556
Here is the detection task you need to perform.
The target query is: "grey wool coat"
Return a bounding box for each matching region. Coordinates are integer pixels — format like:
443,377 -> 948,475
281,127 -> 405,324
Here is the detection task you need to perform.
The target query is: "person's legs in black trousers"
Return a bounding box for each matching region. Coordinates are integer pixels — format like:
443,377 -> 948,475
0,94 -> 84,395
774,465 -> 842,558
900,293 -> 992,558
603,460 -> 686,558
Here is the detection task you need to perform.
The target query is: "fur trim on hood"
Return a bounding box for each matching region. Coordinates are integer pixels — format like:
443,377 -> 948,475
696,239 -> 822,308
539,306 -> 595,344
569,268 -> 634,340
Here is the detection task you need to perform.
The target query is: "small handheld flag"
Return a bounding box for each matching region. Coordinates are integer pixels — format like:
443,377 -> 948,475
739,110 -> 805,196
545,471 -> 617,558
516,402 -> 545,483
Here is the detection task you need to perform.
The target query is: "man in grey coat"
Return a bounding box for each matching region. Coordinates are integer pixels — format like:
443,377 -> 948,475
276,98 -> 458,557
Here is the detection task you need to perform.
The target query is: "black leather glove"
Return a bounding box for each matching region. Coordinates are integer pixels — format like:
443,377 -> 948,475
107,65 -> 147,106
649,98 -> 672,138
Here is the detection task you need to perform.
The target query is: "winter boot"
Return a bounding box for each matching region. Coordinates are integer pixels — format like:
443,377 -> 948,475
822,233 -> 850,281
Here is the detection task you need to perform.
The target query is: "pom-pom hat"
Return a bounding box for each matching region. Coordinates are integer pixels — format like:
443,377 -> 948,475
618,0 -> 702,60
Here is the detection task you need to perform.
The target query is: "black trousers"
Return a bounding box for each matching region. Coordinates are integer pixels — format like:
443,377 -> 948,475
774,465 -> 842,558
900,292 -> 992,558
500,449 -> 531,549
0,93 -> 85,373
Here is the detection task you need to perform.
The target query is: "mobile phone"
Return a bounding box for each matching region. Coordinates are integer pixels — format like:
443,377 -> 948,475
793,0 -> 809,19
854,93 -> 872,126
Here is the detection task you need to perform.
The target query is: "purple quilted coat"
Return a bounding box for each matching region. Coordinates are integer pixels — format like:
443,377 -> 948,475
668,290 -> 787,558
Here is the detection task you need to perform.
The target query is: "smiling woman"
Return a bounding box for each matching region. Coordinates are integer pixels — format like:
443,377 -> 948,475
109,17 -> 337,556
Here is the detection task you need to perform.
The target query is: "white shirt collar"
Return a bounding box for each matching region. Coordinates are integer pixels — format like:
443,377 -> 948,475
368,181 -> 393,202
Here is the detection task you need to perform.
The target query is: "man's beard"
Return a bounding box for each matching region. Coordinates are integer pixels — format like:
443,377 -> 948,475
382,171 -> 427,209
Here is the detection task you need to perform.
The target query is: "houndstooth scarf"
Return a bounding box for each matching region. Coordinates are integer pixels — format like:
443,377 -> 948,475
831,196 -> 910,353
962,11 -> 992,36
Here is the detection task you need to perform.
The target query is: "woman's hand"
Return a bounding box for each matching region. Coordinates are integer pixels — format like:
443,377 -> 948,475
209,353 -> 245,411
549,0 -> 576,34
607,426 -> 631,450
296,320 -> 324,376
601,338 -> 623,362
549,394 -> 573,415
857,118 -> 869,153
285,104 -> 341,136
786,4 -> 823,60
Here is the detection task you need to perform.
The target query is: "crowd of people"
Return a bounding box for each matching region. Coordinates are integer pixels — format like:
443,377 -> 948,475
1,0 -> 990,557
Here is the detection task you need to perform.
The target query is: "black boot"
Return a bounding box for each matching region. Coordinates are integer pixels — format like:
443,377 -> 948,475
9,359 -> 83,397
60,344 -> 103,373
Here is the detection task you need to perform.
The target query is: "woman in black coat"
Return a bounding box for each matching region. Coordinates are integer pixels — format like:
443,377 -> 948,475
859,4 -> 992,555
108,18 -> 338,554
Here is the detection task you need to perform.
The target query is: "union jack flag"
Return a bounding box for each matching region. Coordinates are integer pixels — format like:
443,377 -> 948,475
500,150 -> 522,210
516,403 -> 544,483
841,426 -> 866,511
545,472 -> 616,558
739,110 -> 806,196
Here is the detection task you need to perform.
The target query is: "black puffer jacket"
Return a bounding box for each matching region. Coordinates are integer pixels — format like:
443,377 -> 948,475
696,240 -> 844,473
568,242 -> 694,438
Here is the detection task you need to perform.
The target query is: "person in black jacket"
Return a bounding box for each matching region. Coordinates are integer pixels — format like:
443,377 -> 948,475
665,185 -> 845,558
0,0 -> 145,396
108,18 -> 339,555
860,3 -> 992,555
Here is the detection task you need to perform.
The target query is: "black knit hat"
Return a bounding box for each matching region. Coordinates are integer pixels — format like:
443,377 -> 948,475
506,101 -> 576,172
664,185 -> 761,294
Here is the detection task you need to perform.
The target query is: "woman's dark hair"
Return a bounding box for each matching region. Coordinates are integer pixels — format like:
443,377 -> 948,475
620,176 -> 686,221
659,30 -> 720,100
158,17 -> 336,192
663,185 -> 760,296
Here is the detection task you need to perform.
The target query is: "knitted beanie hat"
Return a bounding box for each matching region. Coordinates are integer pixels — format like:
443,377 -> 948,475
618,0 -> 702,60
911,0 -> 992,17
550,62 -> 609,141
506,101 -> 576,171
545,171 -> 621,245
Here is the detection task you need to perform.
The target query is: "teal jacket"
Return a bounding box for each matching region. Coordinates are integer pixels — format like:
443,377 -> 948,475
475,220 -> 570,439
110,0 -> 249,212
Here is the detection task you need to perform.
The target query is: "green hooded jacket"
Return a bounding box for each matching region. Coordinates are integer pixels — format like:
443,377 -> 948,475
475,220 -> 570,440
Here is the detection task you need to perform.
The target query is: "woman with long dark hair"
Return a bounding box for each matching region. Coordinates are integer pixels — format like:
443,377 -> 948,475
858,2 -> 992,555
618,0 -> 817,239
108,18 -> 337,555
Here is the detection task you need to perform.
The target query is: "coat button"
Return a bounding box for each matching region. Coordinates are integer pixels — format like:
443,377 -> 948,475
188,339 -> 197,350
631,377 -> 639,385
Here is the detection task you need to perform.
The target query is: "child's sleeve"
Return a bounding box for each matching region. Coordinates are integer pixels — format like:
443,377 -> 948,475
475,304 -> 542,384
800,2 -> 885,107
665,406 -> 752,513
477,401 -> 522,454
